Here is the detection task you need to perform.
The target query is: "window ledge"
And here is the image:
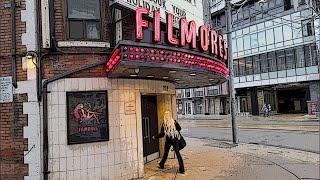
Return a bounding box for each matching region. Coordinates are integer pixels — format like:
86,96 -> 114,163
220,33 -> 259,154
57,41 -> 110,48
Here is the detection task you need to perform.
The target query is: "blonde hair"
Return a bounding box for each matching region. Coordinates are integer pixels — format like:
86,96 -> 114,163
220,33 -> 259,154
163,111 -> 180,139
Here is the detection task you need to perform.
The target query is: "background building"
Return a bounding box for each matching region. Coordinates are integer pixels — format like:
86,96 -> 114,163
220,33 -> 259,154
178,0 -> 320,116
176,82 -> 230,117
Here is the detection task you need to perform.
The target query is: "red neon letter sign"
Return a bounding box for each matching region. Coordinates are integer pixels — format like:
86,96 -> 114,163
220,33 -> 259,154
180,17 -> 196,48
210,29 -> 218,56
223,39 -> 228,60
166,13 -> 179,45
136,8 -> 149,41
218,35 -> 224,59
153,10 -> 161,42
199,25 -> 209,51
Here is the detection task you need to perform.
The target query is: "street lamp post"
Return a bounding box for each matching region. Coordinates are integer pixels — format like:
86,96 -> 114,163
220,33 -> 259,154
225,0 -> 238,144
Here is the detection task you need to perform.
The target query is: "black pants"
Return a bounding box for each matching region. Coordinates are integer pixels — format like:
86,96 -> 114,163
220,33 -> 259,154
159,140 -> 184,171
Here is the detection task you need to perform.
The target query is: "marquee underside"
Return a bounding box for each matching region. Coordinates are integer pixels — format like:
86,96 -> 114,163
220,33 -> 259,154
106,40 -> 229,88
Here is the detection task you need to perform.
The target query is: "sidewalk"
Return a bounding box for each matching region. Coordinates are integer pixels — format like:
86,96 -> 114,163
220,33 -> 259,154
141,138 -> 320,180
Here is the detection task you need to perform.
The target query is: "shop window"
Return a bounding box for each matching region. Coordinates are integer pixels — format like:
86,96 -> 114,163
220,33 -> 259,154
268,52 -> 277,72
253,55 -> 261,74
284,0 -> 293,10
285,49 -> 295,69
245,56 -> 253,75
302,19 -> 315,37
295,46 -> 305,68
276,50 -> 286,71
67,0 -> 101,40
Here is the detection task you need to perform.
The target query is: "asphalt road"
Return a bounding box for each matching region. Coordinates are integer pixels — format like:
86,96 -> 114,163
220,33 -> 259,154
181,126 -> 320,153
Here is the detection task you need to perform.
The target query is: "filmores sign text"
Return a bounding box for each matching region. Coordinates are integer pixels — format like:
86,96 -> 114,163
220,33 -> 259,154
135,8 -> 228,61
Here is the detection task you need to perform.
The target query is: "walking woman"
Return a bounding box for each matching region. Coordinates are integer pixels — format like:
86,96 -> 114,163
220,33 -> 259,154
152,111 -> 185,173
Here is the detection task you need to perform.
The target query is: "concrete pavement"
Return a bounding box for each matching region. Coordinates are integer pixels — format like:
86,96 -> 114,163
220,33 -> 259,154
181,126 -> 320,153
178,114 -> 320,153
141,138 -> 320,180
179,114 -> 320,132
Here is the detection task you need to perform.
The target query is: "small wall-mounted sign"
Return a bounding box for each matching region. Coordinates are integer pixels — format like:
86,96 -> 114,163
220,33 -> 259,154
163,85 -> 169,92
0,76 -> 13,103
125,101 -> 136,115
67,91 -> 109,144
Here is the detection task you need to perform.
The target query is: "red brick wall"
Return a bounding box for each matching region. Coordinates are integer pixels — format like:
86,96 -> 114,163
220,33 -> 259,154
42,54 -> 109,79
41,0 -> 118,79
0,0 -> 29,179
0,94 -> 29,179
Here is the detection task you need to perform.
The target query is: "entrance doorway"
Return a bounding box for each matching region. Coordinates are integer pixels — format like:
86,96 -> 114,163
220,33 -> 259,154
185,101 -> 193,115
277,88 -> 309,113
141,95 -> 159,163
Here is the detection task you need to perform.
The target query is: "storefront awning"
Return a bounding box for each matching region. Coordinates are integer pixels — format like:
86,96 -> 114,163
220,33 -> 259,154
106,40 -> 229,89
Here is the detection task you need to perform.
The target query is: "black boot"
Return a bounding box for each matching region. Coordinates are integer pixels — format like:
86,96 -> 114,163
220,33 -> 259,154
158,162 -> 164,169
179,167 -> 185,174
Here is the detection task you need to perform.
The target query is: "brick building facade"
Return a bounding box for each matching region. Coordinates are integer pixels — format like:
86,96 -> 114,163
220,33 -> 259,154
0,0 -> 34,179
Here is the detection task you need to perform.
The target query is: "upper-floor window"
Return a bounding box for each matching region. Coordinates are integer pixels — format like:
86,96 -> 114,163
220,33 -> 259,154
302,19 -> 315,37
299,0 -> 306,5
211,13 -> 226,30
195,90 -> 203,97
185,89 -> 191,98
284,0 -> 293,10
67,0 -> 101,40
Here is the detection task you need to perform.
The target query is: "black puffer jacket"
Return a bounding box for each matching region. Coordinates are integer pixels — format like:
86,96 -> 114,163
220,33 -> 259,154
154,121 -> 181,144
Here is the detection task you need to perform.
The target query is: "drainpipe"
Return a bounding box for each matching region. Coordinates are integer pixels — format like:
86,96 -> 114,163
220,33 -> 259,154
42,60 -> 108,180
11,0 -> 17,88
36,0 -> 42,101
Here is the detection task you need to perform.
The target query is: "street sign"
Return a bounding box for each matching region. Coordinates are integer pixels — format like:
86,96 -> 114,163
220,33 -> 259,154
0,76 -> 13,103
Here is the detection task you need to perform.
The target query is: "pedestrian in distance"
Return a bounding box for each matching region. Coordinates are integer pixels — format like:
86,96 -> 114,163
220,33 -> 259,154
267,104 -> 272,117
152,111 -> 185,174
262,104 -> 268,117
